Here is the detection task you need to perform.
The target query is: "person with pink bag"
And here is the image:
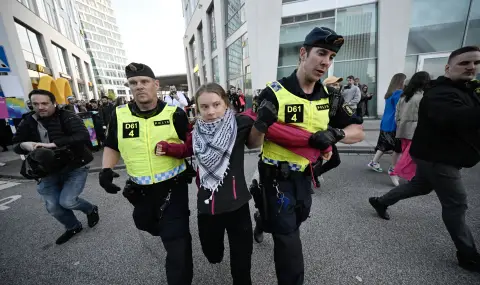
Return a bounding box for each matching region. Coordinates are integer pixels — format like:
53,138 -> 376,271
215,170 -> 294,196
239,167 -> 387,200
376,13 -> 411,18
391,71 -> 430,181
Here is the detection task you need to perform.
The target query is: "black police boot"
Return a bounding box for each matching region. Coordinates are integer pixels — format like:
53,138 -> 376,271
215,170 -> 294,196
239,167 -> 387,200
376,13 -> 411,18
457,251 -> 480,273
87,205 -> 99,228
253,211 -> 264,243
56,226 -> 83,245
369,197 -> 390,220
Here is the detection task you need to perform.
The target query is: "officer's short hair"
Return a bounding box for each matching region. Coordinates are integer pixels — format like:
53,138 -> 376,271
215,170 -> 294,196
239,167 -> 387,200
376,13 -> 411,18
28,89 -> 56,103
448,46 -> 480,63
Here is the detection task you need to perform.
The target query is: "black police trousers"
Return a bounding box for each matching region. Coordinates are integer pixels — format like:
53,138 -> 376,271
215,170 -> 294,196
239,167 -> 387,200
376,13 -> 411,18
198,203 -> 253,285
259,163 -> 313,285
129,180 -> 193,285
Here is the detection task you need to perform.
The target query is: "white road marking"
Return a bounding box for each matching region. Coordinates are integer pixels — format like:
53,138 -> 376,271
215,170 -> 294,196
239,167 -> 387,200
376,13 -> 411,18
0,180 -> 20,191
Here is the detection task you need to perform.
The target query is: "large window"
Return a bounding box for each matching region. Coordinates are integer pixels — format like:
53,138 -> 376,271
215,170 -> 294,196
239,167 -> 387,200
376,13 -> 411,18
407,0 -> 470,55
277,16 -> 335,78
44,0 -> 59,30
198,23 -> 205,62
73,55 -> 84,80
52,43 -> 70,75
227,33 -> 249,100
335,4 -> 378,116
15,23 -> 49,67
465,0 -> 480,46
208,7 -> 217,51
225,0 -> 246,38
212,56 -> 219,83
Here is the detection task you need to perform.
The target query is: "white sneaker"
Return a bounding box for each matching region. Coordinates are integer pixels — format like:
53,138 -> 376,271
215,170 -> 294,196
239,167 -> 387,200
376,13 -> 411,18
367,161 -> 383,172
390,175 -> 400,187
0,162 -> 5,167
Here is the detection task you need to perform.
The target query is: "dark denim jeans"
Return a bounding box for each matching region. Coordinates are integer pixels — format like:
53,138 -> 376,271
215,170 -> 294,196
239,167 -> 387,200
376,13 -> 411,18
37,166 -> 94,230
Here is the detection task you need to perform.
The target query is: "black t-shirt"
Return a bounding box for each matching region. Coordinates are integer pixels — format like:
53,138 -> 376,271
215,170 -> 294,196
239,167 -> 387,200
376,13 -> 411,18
104,101 -> 189,152
256,70 -> 355,129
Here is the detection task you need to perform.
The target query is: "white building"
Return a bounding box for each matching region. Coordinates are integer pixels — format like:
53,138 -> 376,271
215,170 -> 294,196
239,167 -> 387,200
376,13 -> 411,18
181,0 -> 479,116
0,0 -> 98,100
75,0 -> 129,99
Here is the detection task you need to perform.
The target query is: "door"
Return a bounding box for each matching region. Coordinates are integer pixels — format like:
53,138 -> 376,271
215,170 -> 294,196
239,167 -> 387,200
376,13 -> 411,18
417,53 -> 450,79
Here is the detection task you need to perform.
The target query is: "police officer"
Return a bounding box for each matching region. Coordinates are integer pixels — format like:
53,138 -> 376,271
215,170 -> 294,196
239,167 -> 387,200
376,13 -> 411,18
248,27 -> 365,285
99,63 -> 193,285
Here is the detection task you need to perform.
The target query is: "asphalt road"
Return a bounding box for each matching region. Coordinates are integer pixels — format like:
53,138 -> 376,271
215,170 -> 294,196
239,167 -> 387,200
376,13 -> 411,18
1,153 -> 479,285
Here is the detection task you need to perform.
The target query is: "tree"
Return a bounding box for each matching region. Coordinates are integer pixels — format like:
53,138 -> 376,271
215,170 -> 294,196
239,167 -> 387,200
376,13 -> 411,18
107,89 -> 116,100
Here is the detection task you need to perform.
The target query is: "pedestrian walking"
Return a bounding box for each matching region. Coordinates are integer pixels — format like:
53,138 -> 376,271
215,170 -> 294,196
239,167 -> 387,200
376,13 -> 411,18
367,73 -> 407,186
390,71 -> 430,181
99,62 -> 193,285
12,89 -> 99,244
369,46 -> 480,273
342,75 -> 361,113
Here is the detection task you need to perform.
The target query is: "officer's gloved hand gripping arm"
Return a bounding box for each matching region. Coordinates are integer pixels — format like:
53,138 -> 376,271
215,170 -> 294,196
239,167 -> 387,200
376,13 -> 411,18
99,110 -> 122,194
100,147 -> 121,194
247,100 -> 278,148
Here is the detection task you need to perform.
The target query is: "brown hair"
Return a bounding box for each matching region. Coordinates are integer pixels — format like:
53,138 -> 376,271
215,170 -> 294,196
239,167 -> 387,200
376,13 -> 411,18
385,73 -> 407,99
195,82 -> 231,112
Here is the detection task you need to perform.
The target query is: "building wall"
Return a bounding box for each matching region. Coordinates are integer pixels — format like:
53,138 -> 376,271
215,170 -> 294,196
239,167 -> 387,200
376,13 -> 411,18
181,0 -> 480,116
75,0 -> 129,98
0,0 -> 97,100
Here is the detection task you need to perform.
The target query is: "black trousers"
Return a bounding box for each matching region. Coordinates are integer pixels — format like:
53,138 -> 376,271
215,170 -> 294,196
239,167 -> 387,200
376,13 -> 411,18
198,203 -> 253,285
378,158 -> 478,256
130,181 -> 193,285
259,162 -> 312,285
313,144 -> 341,177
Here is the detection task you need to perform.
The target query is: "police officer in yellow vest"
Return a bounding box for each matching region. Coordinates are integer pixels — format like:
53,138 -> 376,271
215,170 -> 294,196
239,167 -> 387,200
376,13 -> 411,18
248,27 -> 365,285
99,63 -> 193,285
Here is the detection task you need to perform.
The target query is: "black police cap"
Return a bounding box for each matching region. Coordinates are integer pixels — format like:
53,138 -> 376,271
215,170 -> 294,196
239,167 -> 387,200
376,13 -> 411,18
303,27 -> 344,53
125,62 -> 155,79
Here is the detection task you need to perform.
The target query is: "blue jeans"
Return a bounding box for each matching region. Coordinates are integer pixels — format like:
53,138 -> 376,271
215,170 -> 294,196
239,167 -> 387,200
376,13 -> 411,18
37,166 -> 94,230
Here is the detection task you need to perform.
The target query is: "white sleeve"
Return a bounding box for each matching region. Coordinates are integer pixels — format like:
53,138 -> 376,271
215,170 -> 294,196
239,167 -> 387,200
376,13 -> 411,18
177,92 -> 188,108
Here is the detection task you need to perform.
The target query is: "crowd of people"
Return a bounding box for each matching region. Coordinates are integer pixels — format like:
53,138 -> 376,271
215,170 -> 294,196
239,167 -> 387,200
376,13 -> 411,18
6,24 -> 480,285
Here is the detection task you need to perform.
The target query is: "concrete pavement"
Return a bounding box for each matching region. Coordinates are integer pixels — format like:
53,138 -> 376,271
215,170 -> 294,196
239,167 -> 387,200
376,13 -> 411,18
0,153 -> 479,284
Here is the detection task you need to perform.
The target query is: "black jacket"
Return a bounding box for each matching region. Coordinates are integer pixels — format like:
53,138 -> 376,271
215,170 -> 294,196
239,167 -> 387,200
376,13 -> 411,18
13,109 -> 94,169
196,115 -> 253,215
410,76 -> 480,168
100,103 -> 115,126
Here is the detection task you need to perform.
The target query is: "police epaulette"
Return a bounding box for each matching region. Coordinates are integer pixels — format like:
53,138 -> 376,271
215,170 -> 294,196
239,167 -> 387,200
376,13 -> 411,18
117,104 -> 127,109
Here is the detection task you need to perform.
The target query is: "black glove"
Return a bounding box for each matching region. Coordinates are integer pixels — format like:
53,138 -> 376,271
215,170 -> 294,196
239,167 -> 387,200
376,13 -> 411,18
254,100 -> 278,133
309,126 -> 345,150
99,168 -> 121,194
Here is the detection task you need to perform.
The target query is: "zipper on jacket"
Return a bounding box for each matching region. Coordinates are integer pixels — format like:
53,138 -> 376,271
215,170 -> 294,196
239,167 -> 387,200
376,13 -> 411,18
145,118 -> 154,179
211,193 -> 215,215
232,176 -> 237,200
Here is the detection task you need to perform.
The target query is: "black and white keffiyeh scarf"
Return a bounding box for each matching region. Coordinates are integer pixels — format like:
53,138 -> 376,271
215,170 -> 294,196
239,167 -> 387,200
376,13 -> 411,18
193,108 -> 237,204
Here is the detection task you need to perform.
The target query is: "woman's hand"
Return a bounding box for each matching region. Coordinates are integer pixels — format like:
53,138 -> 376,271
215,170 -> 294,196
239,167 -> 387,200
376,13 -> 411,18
155,143 -> 166,156
321,151 -> 332,161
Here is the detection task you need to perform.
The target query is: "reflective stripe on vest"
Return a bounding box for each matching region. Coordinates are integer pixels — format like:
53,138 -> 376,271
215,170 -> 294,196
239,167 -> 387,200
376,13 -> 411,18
116,104 -> 186,185
262,81 -> 330,171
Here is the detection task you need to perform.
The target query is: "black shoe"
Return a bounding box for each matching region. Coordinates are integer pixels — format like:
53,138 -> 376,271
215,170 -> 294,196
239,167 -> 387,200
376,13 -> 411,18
87,206 -> 99,228
457,251 -> 480,272
253,212 -> 264,243
369,197 -> 390,220
2,147 -> 7,152
56,226 -> 83,245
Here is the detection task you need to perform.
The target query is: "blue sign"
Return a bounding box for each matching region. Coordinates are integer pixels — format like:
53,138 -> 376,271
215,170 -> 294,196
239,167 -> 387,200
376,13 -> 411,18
0,46 -> 11,72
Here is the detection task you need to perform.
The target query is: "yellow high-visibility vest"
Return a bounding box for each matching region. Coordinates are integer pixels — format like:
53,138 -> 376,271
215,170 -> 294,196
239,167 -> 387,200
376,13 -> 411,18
262,81 -> 330,171
116,104 -> 186,185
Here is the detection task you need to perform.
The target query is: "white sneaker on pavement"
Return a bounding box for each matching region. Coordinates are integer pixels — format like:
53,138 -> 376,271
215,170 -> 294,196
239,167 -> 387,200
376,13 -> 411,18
367,161 -> 383,172
0,162 -> 6,167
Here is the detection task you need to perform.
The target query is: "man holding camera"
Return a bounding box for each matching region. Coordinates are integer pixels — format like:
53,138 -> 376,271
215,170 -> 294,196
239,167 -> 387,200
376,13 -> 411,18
163,85 -> 189,110
12,89 -> 99,245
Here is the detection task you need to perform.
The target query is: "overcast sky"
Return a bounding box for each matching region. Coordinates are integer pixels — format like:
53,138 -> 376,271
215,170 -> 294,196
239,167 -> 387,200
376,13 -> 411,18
111,0 -> 186,76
